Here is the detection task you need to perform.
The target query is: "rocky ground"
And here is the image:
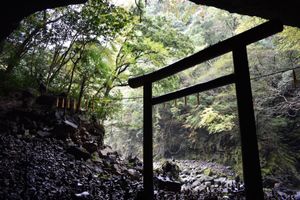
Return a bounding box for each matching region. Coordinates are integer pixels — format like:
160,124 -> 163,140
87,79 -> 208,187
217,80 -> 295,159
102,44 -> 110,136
0,93 -> 299,199
154,160 -> 300,199
0,93 -> 143,199
0,133 -> 143,200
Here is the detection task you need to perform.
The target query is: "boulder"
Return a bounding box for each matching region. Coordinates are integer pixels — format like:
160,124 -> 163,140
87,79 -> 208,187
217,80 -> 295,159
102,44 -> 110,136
66,146 -> 91,160
74,191 -> 90,199
128,169 -> 140,179
295,191 -> 300,200
82,142 -> 98,153
35,94 -> 57,108
155,176 -> 182,192
161,161 -> 181,181
191,180 -> 201,188
37,130 -> 52,138
194,185 -> 206,192
214,177 -> 227,186
263,176 -> 281,188
53,120 -> 78,140
22,88 -> 36,108
99,146 -> 114,157
64,120 -> 78,129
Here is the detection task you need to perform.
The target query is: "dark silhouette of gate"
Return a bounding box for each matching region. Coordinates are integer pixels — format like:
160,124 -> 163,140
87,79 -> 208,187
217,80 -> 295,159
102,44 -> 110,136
128,20 -> 283,200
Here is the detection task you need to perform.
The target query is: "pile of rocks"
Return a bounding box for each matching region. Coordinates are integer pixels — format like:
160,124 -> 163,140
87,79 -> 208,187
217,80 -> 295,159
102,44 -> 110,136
0,133 -> 143,199
0,95 -> 143,199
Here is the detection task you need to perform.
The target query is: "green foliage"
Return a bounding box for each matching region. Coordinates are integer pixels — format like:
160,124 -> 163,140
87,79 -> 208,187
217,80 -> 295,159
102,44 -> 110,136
186,107 -> 235,134
270,117 -> 288,129
278,26 -> 300,51
203,167 -> 214,176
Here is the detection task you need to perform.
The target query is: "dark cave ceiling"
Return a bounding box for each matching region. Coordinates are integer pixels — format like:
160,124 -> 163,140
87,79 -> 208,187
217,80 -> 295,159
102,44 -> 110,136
0,0 -> 299,42
189,0 -> 300,28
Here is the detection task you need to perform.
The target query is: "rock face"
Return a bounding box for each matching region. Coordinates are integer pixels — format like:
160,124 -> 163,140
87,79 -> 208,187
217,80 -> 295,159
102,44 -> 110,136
158,103 -> 300,189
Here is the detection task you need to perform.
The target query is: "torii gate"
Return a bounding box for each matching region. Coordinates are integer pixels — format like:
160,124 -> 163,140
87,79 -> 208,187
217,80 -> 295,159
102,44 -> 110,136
128,20 -> 283,200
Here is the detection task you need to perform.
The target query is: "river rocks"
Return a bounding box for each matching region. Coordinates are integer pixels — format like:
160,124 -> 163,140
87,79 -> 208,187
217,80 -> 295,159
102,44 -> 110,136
295,191 -> 300,200
154,159 -> 243,198
153,159 -> 300,199
155,159 -> 233,196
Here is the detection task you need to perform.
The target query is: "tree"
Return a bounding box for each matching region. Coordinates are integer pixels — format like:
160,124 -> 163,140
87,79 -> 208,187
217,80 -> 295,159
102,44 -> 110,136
0,0 -> 130,94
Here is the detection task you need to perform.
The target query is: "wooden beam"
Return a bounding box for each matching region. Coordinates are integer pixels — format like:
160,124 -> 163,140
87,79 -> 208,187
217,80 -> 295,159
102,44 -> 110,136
293,69 -> 297,88
128,20 -> 283,88
67,98 -> 70,109
233,46 -> 264,200
56,97 -> 59,108
143,83 -> 154,199
152,74 -> 235,105
197,93 -> 200,106
73,99 -> 76,111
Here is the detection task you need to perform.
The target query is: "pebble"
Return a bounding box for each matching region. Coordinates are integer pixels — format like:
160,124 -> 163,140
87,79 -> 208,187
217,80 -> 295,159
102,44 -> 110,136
75,191 -> 89,197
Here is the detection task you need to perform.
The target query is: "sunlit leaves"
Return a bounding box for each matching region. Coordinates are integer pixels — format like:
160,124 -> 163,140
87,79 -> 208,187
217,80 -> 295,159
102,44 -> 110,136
186,107 -> 235,134
277,26 -> 300,55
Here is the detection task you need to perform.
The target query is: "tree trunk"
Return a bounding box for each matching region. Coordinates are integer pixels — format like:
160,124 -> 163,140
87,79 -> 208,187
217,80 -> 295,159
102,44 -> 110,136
66,57 -> 81,96
5,27 -> 40,74
77,75 -> 87,112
